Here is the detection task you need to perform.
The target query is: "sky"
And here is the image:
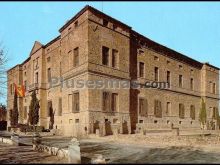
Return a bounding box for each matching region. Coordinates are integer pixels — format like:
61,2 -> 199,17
0,1 -> 220,104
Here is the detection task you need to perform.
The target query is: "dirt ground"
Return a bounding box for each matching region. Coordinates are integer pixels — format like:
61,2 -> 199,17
2,133 -> 220,164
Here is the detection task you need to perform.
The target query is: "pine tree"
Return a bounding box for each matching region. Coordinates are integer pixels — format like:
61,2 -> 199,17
29,90 -> 40,131
199,98 -> 207,129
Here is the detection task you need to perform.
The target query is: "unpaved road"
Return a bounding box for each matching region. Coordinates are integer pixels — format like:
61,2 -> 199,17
2,136 -> 220,164
80,139 -> 220,164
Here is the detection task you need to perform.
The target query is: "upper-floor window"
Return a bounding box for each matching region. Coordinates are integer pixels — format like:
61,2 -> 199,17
103,19 -> 109,27
10,84 -> 13,95
102,46 -> 109,66
113,24 -> 117,30
112,49 -> 118,68
47,68 -> 51,83
167,71 -> 171,87
47,57 -> 51,62
74,20 -> 78,28
212,82 -> 216,94
179,75 -> 183,88
154,67 -> 159,81
24,80 -> 27,91
139,62 -> 145,78
190,78 -> 194,90
35,57 -> 39,69
73,47 -> 79,67
35,72 -> 38,84
154,56 -> 159,61
179,65 -> 183,69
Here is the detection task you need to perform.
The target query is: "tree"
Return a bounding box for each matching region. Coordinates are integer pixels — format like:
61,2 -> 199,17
0,42 -> 7,100
199,98 -> 207,130
29,90 -> 40,131
0,103 -> 6,121
9,90 -> 19,127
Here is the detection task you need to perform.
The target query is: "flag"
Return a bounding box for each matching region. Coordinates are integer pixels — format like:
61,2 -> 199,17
14,83 -> 25,97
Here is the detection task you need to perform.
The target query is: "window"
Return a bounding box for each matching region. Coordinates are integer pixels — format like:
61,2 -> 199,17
213,83 -> 216,94
24,72 -> 26,76
154,56 -> 159,61
102,46 -> 109,66
103,92 -> 111,112
35,72 -> 38,84
167,71 -> 171,87
154,100 -> 162,118
167,60 -> 171,64
139,62 -> 144,78
73,92 -> 80,112
212,107 -> 218,119
179,65 -> 183,69
24,80 -> 27,91
166,102 -> 171,116
139,98 -> 148,117
111,93 -> 118,112
68,94 -> 72,112
73,47 -> 79,67
154,67 -> 159,81
10,84 -> 13,95
47,57 -> 50,62
112,49 -> 118,68
179,75 -> 183,88
103,19 -> 108,27
190,78 -> 194,90
24,106 -> 27,120
35,57 -> 39,69
74,21 -> 78,28
60,62 -> 62,76
190,105 -> 195,120
58,97 -> 62,116
47,100 -> 52,117
179,104 -> 185,119
113,24 -> 117,30
47,68 -> 51,83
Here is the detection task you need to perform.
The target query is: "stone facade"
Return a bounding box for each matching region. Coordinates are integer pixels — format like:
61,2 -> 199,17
7,5 -> 219,136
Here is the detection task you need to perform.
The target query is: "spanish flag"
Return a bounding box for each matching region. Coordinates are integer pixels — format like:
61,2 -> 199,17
14,83 -> 25,97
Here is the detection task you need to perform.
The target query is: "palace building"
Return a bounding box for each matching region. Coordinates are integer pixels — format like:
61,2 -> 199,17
7,5 -> 219,136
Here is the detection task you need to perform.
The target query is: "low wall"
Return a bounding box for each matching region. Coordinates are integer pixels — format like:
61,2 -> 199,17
33,138 -> 81,163
0,137 -> 13,145
33,144 -> 69,159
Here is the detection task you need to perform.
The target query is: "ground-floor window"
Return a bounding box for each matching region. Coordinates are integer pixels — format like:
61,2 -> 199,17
103,91 -> 118,112
190,105 -> 195,120
154,99 -> 162,118
179,103 -> 185,119
139,98 -> 148,117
